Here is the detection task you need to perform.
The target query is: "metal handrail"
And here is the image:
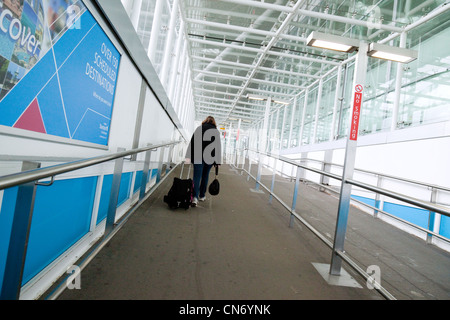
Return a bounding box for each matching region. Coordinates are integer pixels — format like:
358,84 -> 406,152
0,140 -> 182,190
240,147 -> 450,300
239,151 -> 396,300
293,156 -> 450,193
0,139 -> 183,300
346,178 -> 450,217
246,148 -> 450,218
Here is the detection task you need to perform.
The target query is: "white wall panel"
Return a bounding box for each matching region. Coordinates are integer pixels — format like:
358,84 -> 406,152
139,87 -> 175,146
108,55 -> 142,151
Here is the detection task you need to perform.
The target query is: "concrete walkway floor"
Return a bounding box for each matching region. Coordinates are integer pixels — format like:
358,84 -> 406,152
57,163 -> 449,300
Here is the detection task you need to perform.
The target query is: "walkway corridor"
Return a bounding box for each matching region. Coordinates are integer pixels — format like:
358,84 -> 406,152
57,164 -> 450,300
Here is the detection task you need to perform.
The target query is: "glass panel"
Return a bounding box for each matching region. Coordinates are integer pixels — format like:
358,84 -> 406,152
360,58 -> 397,135
337,62 -> 355,139
276,107 -> 285,150
317,74 -> 337,143
136,0 -> 157,50
301,88 -> 318,145
282,104 -> 292,149
292,95 -> 305,147
399,15 -> 450,128
152,1 -> 170,74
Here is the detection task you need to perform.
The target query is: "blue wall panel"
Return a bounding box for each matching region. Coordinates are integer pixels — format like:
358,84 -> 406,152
133,171 -> 143,193
97,172 -> 134,224
150,168 -> 157,181
0,187 -> 19,289
117,172 -> 132,207
351,195 -> 430,230
97,174 -> 112,224
439,215 -> 450,239
382,202 -> 429,230
352,195 -> 376,208
21,177 -> 98,284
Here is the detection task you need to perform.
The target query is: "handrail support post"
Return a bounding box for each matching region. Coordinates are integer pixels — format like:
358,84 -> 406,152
427,187 -> 437,244
139,145 -> 152,201
289,166 -> 301,227
105,148 -> 125,235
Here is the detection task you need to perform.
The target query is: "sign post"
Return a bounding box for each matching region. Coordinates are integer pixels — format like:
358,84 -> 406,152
329,42 -> 368,276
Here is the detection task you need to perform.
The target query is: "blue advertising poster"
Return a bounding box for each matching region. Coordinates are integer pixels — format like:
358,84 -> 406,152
0,0 -> 120,145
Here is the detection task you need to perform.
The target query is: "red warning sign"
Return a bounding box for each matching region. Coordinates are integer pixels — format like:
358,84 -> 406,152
350,85 -> 363,141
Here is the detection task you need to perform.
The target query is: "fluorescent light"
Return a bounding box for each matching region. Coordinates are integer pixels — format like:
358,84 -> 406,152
306,31 -> 358,53
368,43 -> 418,63
369,51 -> 412,63
247,94 -> 266,101
273,99 -> 290,105
308,39 -> 354,52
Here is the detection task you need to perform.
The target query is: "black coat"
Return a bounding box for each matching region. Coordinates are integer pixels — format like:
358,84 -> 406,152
186,123 -> 222,165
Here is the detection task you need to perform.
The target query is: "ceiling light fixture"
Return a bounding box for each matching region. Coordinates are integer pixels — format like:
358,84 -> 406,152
273,99 -> 290,105
367,42 -> 418,63
306,31 -> 358,53
247,94 -> 266,101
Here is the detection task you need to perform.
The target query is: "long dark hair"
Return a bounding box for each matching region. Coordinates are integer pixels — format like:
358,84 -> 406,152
202,116 -> 217,127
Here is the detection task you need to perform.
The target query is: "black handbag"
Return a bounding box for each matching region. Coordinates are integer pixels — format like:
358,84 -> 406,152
208,165 -> 220,196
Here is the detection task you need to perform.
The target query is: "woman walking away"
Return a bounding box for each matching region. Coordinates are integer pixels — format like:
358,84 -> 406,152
185,116 -> 222,207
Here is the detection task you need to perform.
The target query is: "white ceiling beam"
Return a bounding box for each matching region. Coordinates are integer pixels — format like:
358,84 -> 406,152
192,55 -> 322,79
195,99 -> 266,113
193,80 -> 243,90
193,80 -> 295,98
194,95 -> 266,110
185,17 -> 307,43
197,107 -> 257,119
193,87 -> 240,96
216,0 -> 404,33
189,0 -> 288,82
192,69 -> 306,90
195,95 -> 265,109
190,37 -> 340,66
220,0 -> 307,122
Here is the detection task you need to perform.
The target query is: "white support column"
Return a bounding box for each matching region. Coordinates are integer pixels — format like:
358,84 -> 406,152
178,72 -> 187,123
287,97 -> 296,148
330,65 -> 343,141
268,113 -> 273,152
330,42 -> 369,276
121,0 -> 134,17
260,97 -> 272,153
175,57 -> 189,115
280,105 -> 287,149
299,89 -> 308,146
168,21 -> 185,101
129,0 -> 142,30
236,118 -> 241,145
147,0 -> 164,63
160,0 -> 179,87
274,109 -> 280,151
176,52 -> 188,113
295,96 -> 304,145
227,122 -> 233,162
236,118 -> 242,165
312,78 -> 323,144
391,32 -> 406,131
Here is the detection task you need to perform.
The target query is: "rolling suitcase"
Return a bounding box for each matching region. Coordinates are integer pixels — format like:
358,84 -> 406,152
163,162 -> 193,209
